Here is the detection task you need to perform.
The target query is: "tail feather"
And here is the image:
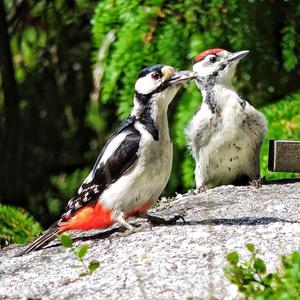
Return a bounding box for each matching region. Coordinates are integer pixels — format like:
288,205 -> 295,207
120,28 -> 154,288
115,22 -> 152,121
16,223 -> 62,256
16,201 -> 114,256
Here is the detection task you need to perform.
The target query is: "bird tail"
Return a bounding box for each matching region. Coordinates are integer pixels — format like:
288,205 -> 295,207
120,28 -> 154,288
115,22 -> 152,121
16,222 -> 62,256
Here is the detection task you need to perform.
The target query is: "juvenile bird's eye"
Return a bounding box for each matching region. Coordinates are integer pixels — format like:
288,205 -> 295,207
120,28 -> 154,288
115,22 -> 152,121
151,72 -> 160,80
209,56 -> 217,63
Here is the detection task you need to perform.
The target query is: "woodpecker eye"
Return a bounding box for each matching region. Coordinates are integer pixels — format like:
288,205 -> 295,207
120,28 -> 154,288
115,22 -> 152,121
151,72 -> 161,80
209,56 -> 218,63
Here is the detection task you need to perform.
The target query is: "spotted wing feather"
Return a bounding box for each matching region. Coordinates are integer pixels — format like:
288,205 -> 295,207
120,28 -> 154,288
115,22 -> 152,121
61,116 -> 141,220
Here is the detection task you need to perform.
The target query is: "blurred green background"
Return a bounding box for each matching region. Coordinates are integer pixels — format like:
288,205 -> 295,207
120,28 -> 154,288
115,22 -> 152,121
0,0 -> 299,241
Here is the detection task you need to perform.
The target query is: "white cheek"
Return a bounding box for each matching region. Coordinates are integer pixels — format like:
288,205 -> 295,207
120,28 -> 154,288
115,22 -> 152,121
135,75 -> 160,94
193,62 -> 215,77
227,62 -> 237,76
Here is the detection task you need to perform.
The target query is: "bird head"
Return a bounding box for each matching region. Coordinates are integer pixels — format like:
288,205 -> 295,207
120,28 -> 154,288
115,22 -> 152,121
134,64 -> 197,108
192,49 -> 249,87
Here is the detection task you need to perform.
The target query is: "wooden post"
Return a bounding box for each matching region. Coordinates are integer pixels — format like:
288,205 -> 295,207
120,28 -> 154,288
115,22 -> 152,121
268,140 -> 300,172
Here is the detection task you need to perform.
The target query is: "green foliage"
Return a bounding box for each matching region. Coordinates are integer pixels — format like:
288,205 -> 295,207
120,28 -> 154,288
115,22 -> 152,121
1,0 -> 99,226
260,91 -> 300,180
225,244 -> 300,299
60,233 -> 100,277
88,260 -> 101,273
2,1 -> 300,228
172,90 -> 300,188
0,204 -> 42,245
60,233 -> 74,248
92,0 -> 165,118
47,168 -> 90,217
92,0 -> 300,111
75,244 -> 89,259
281,4 -> 300,72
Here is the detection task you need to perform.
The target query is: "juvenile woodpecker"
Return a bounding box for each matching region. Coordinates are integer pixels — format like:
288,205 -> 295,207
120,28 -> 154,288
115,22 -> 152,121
20,65 -> 196,255
186,49 -> 267,189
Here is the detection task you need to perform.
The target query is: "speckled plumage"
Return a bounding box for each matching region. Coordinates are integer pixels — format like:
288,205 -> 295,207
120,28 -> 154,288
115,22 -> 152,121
186,50 -> 267,188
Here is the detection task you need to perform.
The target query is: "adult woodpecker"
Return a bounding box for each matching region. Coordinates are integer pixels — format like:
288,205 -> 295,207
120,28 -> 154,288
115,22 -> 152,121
186,49 -> 267,189
19,65 -> 197,255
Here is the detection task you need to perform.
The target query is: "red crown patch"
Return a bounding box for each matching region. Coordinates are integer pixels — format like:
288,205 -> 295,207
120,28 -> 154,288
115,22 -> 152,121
194,48 -> 224,63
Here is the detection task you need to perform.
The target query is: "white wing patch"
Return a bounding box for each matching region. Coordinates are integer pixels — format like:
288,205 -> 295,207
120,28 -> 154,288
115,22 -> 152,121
77,132 -> 128,194
100,132 -> 128,164
78,170 -> 94,193
82,170 -> 94,185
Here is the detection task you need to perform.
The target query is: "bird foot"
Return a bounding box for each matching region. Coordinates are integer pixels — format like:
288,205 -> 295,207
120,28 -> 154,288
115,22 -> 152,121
249,177 -> 266,188
146,214 -> 185,226
192,186 -> 209,194
197,186 -> 209,193
186,189 -> 198,196
109,224 -> 149,240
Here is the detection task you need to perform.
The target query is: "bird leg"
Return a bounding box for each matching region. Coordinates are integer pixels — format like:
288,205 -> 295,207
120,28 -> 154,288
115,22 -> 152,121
196,186 -> 209,193
109,212 -> 148,239
115,212 -> 134,231
249,177 -> 267,189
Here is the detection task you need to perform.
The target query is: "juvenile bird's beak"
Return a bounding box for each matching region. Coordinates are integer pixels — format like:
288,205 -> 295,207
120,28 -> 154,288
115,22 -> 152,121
227,50 -> 249,63
167,70 -> 198,85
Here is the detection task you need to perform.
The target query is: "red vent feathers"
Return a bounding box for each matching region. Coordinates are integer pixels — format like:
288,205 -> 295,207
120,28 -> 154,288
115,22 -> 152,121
194,48 -> 224,63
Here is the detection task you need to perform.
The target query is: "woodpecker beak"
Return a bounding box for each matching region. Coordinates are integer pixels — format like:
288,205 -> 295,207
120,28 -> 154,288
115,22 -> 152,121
167,70 -> 198,85
227,50 -> 249,63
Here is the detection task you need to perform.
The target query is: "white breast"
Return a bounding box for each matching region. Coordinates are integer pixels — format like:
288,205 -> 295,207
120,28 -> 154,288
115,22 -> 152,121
187,88 -> 267,187
99,122 -> 173,214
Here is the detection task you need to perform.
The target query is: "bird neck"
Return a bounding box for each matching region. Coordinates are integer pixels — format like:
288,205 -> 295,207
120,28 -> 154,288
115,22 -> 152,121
198,77 -> 236,113
132,95 -> 170,141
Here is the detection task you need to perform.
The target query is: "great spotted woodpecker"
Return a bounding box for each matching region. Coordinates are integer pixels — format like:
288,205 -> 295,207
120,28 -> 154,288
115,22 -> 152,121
186,49 -> 267,189
19,65 -> 196,255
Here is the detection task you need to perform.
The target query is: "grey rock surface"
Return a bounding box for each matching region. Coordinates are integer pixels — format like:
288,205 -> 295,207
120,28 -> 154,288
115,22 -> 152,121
0,182 -> 300,300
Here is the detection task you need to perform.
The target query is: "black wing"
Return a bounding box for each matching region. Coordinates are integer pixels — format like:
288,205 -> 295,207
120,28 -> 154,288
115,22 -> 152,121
62,116 -> 141,219
88,116 -> 136,176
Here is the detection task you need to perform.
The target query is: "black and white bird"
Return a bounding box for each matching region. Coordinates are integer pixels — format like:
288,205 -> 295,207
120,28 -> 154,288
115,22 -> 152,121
19,64 -> 196,255
186,49 -> 267,189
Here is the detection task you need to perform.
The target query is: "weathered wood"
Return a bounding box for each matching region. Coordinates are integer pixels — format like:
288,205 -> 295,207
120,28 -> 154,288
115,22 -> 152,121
268,140 -> 300,172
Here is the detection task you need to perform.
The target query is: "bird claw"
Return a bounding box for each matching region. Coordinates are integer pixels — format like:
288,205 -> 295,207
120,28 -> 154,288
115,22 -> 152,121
109,224 -> 149,240
193,186 -> 208,194
249,177 -> 266,188
147,214 -> 185,226
186,188 -> 198,196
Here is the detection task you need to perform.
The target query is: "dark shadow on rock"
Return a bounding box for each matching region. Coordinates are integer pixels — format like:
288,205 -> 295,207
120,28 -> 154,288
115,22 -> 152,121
44,216 -> 300,247
185,217 -> 299,226
55,216 -> 300,245
264,178 -> 300,185
25,216 -> 299,253
41,227 -> 125,250
72,226 -> 126,242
